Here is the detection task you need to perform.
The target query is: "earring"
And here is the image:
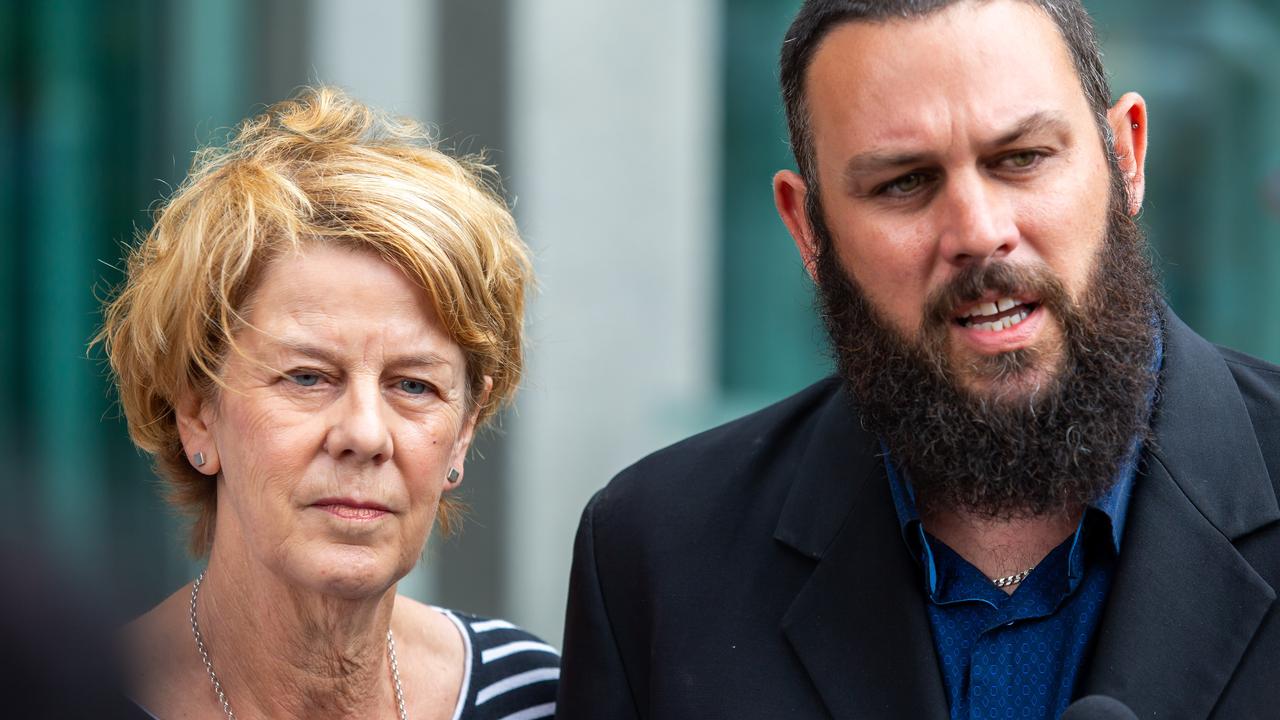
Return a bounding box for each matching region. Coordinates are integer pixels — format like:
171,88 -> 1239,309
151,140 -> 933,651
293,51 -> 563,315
193,452 -> 206,468
1132,123 -> 1140,129
446,468 -> 460,485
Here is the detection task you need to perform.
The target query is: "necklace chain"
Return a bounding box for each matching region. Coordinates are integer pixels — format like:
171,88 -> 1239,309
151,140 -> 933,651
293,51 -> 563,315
387,628 -> 408,720
991,566 -> 1035,588
189,570 -> 409,720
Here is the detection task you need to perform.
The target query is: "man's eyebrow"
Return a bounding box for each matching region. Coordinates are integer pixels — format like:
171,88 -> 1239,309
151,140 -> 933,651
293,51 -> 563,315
843,150 -> 935,179
841,111 -> 1074,187
987,111 -> 1072,149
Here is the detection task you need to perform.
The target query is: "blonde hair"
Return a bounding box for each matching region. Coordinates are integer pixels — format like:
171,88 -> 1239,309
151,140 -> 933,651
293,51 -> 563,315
95,87 -> 531,556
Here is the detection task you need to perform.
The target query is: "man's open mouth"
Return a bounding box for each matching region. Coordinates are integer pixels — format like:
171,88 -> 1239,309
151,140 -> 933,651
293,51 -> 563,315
955,297 -> 1040,332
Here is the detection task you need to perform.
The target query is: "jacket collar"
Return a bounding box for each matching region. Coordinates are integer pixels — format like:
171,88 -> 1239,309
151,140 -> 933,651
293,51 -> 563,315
1078,307 -> 1278,718
775,388 -> 950,719
1141,309 -> 1276,540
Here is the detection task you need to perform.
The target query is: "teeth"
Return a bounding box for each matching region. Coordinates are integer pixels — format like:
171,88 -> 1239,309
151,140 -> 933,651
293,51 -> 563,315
963,297 -> 1020,318
974,308 -> 1031,332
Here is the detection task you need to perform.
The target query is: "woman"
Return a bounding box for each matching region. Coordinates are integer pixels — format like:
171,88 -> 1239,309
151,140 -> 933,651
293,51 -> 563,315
98,87 -> 556,719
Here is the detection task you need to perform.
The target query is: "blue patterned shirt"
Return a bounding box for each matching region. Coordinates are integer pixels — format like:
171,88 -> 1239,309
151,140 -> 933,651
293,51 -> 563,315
886,455 -> 1132,720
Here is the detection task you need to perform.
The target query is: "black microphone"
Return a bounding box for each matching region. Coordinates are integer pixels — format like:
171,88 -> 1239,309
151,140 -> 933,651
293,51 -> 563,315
1060,695 -> 1138,720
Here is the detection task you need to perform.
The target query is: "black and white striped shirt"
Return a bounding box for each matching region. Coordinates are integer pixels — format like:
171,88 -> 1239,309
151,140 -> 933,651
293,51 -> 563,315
437,609 -> 560,720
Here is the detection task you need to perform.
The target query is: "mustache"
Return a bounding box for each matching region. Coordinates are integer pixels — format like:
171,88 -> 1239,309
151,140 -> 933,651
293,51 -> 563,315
922,261 -> 1072,332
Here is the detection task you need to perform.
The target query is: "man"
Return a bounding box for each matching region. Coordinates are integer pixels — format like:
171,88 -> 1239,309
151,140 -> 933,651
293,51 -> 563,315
556,1 -> 1280,718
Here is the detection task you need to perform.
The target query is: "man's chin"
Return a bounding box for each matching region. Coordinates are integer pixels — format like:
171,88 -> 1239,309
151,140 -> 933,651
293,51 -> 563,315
954,366 -> 1058,404
945,339 -> 1067,403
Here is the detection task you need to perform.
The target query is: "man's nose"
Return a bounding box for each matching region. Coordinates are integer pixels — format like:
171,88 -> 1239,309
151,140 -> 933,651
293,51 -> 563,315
324,382 -> 392,464
936,171 -> 1020,266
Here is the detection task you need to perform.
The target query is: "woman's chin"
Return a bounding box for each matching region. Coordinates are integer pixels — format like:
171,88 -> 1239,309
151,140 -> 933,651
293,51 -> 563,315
283,543 -> 412,601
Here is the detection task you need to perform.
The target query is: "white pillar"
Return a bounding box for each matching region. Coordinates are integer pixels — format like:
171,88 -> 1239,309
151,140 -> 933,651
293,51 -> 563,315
309,0 -> 438,122
507,0 -> 721,643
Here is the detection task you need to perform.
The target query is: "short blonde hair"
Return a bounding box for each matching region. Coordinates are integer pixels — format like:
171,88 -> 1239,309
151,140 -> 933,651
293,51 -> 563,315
96,87 -> 531,556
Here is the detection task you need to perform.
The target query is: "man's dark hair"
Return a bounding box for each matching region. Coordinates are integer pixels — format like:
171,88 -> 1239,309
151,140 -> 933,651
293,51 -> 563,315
780,0 -> 1113,188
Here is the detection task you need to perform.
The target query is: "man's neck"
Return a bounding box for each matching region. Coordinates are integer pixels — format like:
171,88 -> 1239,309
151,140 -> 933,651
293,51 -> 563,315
921,507 -> 1083,595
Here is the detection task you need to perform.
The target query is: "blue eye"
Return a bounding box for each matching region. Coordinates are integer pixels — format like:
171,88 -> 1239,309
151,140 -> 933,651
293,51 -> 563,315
400,379 -> 429,395
290,373 -> 321,387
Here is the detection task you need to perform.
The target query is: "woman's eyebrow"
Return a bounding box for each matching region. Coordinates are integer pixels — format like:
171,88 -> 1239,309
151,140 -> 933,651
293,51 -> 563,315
273,340 -> 341,365
384,353 -> 452,372
273,338 -> 452,371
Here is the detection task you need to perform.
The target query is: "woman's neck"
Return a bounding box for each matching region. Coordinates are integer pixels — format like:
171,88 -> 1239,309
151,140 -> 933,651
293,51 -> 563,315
196,550 -> 401,720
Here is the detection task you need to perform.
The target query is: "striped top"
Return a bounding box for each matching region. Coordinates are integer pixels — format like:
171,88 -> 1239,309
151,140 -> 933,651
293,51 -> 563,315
438,609 -> 560,720
134,609 -> 559,720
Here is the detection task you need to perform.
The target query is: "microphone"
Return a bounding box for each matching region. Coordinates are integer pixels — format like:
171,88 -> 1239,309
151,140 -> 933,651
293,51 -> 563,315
1060,696 -> 1138,720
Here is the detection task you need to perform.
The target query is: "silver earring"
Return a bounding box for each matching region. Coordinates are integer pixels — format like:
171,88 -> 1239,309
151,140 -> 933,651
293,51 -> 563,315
446,467 -> 460,484
1132,123 -> 1139,129
193,452 -> 206,468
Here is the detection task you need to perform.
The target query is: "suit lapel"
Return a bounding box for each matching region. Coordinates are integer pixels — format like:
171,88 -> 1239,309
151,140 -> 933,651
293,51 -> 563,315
775,391 -> 949,720
1080,310 -> 1279,717
769,312 -> 1278,719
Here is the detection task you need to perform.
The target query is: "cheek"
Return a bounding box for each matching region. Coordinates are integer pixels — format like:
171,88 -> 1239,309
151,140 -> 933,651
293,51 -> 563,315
392,420 -> 457,552
213,401 -> 320,502
1022,178 -> 1111,297
836,224 -> 936,331
396,414 -> 461,491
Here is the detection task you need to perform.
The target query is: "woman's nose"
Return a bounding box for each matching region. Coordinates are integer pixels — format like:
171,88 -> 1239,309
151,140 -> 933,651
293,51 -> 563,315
323,383 -> 392,464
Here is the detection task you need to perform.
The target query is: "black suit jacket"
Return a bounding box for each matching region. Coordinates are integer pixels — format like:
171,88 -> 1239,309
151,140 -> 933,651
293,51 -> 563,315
556,310 -> 1280,719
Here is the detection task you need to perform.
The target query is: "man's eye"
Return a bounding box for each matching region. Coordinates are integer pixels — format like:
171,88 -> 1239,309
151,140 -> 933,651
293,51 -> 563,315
399,379 -> 430,395
1003,151 -> 1041,169
289,373 -> 321,387
879,173 -> 929,197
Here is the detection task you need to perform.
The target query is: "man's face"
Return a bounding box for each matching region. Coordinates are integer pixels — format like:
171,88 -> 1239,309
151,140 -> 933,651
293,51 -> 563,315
799,0 -> 1116,396
774,0 -> 1159,517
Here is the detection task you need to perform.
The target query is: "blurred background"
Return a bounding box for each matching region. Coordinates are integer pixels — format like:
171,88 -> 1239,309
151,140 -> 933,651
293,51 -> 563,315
1,0 -> 1278,646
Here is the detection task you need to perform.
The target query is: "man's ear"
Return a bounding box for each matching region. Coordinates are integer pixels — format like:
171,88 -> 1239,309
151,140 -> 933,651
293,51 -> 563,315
774,169 -> 821,282
175,391 -> 220,475
446,376 -> 493,489
1107,92 -> 1149,216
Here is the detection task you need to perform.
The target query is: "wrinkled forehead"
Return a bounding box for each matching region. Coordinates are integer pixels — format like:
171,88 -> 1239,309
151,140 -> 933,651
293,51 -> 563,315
802,0 -> 1092,157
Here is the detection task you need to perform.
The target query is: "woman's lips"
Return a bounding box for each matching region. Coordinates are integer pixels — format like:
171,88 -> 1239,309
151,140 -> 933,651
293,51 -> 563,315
312,499 -> 390,520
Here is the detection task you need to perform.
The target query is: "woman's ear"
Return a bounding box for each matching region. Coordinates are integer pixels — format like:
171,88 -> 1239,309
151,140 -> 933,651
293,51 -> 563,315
175,391 -> 220,475
1107,92 -> 1149,216
446,376 -> 494,489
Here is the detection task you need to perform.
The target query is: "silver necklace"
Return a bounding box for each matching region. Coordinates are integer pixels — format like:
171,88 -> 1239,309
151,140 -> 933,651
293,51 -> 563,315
991,566 -> 1035,588
190,571 -> 409,720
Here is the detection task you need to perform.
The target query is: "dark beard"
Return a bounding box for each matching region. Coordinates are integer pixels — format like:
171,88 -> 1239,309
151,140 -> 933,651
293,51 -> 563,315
813,183 -> 1162,519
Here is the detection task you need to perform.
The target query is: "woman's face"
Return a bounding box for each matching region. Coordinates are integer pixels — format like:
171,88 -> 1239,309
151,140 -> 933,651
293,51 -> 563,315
179,244 -> 484,599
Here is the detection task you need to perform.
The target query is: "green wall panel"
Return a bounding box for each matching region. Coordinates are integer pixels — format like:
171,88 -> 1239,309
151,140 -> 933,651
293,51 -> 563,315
719,0 -> 828,404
